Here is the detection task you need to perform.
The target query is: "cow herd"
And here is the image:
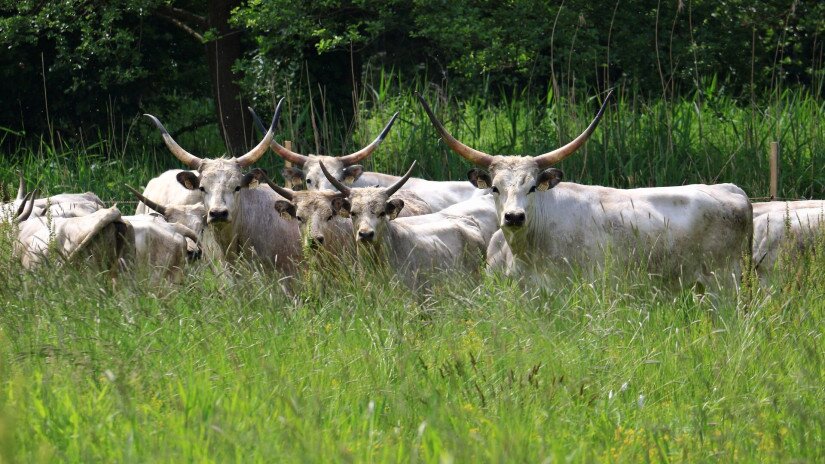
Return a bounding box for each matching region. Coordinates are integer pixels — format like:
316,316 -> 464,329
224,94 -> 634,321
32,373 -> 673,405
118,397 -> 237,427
2,92 -> 823,289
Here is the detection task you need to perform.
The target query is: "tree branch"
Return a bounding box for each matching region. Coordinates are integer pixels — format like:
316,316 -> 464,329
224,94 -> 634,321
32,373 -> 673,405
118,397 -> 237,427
157,5 -> 208,30
156,11 -> 205,43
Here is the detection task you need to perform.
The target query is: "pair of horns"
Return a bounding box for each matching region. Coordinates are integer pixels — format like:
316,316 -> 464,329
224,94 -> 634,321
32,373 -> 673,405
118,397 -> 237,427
320,160 -> 416,198
249,106 -> 399,167
145,98 -> 283,169
125,185 -> 168,216
14,189 -> 38,223
416,90 -> 612,169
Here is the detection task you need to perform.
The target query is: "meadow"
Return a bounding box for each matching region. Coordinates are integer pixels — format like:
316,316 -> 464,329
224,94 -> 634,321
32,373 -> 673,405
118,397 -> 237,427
1,84 -> 824,462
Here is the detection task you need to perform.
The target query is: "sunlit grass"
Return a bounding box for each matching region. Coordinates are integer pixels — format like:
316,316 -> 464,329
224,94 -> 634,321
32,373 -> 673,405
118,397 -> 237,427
0,220 -> 823,461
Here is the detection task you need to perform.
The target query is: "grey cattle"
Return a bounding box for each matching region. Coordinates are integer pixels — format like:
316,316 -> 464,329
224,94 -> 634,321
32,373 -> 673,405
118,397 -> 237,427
123,214 -> 199,282
126,185 -> 206,257
418,92 -> 752,289
143,99 -> 300,272
752,204 -> 825,283
15,206 -> 134,271
752,200 -> 825,218
321,161 -> 486,288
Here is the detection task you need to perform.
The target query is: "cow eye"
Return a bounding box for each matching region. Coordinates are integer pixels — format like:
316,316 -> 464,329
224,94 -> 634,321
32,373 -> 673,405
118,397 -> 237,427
234,186 -> 241,192
491,186 -> 499,194
528,186 -> 536,194
296,216 -> 304,222
306,179 -> 312,185
199,187 -> 206,193
350,212 -> 358,218
378,212 -> 386,217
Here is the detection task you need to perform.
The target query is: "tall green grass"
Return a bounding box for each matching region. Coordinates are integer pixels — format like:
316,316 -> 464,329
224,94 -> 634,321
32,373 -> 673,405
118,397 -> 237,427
0,220 -> 823,461
2,74 -> 822,204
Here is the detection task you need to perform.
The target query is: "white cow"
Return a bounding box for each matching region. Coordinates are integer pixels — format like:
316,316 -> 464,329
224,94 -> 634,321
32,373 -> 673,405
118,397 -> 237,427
15,206 -> 134,271
122,214 -> 199,282
320,161 -> 487,288
752,200 -> 825,218
752,204 -> 825,283
3,173 -> 104,219
250,169 -> 433,257
418,92 -> 752,289
126,185 -> 205,257
250,108 -> 486,211
143,98 -> 301,272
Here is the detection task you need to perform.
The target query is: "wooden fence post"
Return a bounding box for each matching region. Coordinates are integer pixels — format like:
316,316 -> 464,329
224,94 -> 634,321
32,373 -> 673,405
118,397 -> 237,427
769,141 -> 780,200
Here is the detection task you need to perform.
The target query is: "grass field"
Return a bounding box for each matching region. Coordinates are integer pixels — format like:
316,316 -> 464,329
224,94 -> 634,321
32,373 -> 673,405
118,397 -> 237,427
0,234 -> 823,462
1,85 -> 824,462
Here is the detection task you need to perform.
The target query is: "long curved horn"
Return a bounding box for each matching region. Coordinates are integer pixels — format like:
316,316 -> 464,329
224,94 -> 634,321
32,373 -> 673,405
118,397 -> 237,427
172,223 -> 200,244
338,112 -> 399,166
14,191 -> 33,217
15,171 -> 25,200
15,189 -> 38,223
249,102 -> 309,166
256,171 -> 294,201
534,90 -> 613,169
237,98 -> 282,167
144,114 -> 203,169
385,161 -> 416,197
125,184 -> 167,216
416,93 -> 494,168
319,162 -> 350,196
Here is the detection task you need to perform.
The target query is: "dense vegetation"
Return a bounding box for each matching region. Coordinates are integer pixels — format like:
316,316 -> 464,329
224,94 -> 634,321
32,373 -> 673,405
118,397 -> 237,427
1,1 -> 824,462
2,1 -> 823,167
0,219 -> 824,462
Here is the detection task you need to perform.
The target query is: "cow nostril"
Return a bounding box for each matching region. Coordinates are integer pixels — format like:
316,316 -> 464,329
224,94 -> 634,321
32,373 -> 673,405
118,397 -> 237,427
314,236 -> 324,245
504,211 -> 526,225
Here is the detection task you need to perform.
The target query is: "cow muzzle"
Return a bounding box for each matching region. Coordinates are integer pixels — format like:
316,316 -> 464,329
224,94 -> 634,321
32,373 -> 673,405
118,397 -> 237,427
208,209 -> 230,223
309,236 -> 325,248
503,210 -> 526,227
357,229 -> 375,242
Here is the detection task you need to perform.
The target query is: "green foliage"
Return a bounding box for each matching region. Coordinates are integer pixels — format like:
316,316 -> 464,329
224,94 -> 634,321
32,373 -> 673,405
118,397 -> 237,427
0,0 -> 208,144
236,0 -> 825,105
0,214 -> 824,461
1,0 -> 822,155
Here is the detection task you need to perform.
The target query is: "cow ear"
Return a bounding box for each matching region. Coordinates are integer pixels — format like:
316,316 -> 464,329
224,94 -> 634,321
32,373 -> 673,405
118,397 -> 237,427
385,199 -> 404,220
282,167 -> 305,190
176,172 -> 200,190
536,168 -> 563,192
241,168 -> 268,188
331,196 -> 351,218
273,200 -> 296,221
467,169 -> 492,190
342,165 -> 364,185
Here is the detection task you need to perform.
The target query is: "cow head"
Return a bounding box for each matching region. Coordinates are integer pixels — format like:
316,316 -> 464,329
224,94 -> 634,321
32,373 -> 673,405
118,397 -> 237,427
249,107 -> 398,191
145,99 -> 282,228
417,92 -> 610,229
321,160 -> 415,244
247,169 -> 352,250
125,184 -> 207,239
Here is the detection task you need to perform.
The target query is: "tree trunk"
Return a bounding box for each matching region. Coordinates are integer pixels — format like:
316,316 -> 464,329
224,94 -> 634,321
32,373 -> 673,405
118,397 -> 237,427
206,0 -> 250,155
